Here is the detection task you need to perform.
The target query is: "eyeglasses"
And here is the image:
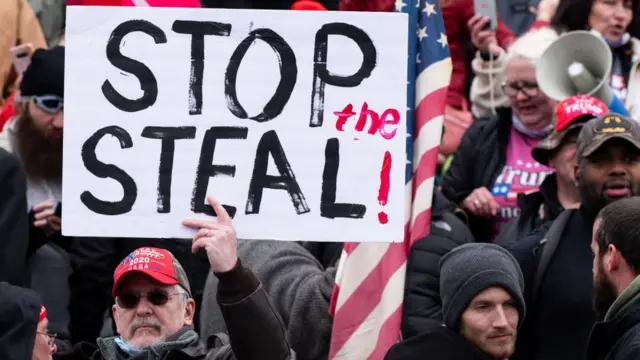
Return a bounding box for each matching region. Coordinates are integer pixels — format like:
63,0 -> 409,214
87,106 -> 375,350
36,331 -> 57,347
502,81 -> 540,98
18,95 -> 64,113
116,290 -> 184,309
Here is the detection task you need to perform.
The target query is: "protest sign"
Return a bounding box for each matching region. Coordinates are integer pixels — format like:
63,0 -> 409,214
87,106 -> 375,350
62,6 -> 408,242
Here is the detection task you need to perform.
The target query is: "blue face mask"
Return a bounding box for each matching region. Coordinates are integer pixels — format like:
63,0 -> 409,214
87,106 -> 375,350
114,337 -> 144,356
511,114 -> 553,139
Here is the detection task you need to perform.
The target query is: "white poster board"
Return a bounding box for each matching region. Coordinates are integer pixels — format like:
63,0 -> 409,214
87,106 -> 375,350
62,6 -> 408,242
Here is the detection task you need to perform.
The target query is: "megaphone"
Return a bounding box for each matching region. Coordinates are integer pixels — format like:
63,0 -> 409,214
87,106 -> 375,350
537,30 -> 613,104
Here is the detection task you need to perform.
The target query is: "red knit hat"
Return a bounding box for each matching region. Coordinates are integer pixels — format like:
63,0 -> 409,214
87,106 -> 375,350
291,0 -> 327,10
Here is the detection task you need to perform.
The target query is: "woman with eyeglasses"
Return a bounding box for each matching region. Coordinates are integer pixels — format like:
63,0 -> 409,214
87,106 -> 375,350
441,28 -> 559,243
0,282 -> 58,360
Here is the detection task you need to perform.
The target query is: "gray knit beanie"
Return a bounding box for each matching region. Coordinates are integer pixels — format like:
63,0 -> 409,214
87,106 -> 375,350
439,243 -> 526,330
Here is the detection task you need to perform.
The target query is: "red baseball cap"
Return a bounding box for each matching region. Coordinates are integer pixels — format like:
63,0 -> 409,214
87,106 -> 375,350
532,95 -> 608,165
555,95 -> 608,132
112,247 -> 191,298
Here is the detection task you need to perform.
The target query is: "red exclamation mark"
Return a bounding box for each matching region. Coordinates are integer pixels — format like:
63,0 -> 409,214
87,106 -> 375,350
377,151 -> 392,224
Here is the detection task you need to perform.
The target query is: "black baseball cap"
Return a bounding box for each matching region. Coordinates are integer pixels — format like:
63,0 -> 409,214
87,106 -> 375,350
576,113 -> 640,160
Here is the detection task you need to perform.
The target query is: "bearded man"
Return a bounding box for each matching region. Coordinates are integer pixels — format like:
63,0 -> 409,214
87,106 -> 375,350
586,197 -> 640,360
5,46 -> 69,338
505,113 -> 640,360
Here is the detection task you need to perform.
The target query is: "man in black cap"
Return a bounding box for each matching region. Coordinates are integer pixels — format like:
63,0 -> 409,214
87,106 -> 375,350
496,94 -> 607,246
385,243 -> 525,360
506,113 -> 640,360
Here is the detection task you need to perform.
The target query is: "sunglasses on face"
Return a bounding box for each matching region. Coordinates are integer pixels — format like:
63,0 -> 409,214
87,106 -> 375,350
19,95 -> 64,113
116,290 -> 184,309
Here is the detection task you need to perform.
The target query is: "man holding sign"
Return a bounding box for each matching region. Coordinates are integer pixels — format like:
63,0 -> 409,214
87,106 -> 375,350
55,197 -> 293,360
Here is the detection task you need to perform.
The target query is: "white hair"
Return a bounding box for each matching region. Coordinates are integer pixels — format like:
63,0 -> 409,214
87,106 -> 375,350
173,284 -> 189,305
506,27 -> 560,65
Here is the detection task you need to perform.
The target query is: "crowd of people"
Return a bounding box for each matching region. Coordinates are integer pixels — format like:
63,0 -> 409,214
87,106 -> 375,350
3,0 -> 640,359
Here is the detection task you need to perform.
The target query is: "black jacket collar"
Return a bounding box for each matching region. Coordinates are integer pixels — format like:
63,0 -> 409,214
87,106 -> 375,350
587,305 -> 640,360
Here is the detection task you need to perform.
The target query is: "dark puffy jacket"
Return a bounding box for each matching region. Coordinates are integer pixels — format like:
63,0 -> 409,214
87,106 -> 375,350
0,148 -> 28,286
0,282 -> 41,360
441,108 -> 512,242
401,190 -> 475,338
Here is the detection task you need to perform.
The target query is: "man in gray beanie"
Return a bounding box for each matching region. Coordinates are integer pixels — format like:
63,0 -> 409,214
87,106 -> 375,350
385,243 -> 525,360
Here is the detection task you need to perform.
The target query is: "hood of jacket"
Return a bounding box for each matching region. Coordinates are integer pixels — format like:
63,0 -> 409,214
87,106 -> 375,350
606,275 -> 640,321
0,282 -> 42,360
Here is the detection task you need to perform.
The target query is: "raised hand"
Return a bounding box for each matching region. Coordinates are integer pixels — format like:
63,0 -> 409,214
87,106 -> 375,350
182,196 -> 238,273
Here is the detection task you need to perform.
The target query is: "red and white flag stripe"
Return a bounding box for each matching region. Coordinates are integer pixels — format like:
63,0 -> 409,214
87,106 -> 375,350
328,55 -> 452,359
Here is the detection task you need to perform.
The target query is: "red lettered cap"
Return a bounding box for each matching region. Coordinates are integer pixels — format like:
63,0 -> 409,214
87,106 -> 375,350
555,95 -> 608,132
112,247 -> 191,298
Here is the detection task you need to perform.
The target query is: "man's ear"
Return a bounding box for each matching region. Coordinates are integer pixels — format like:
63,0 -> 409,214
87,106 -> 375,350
112,304 -> 124,336
574,164 -> 581,186
183,299 -> 196,326
608,244 -> 625,273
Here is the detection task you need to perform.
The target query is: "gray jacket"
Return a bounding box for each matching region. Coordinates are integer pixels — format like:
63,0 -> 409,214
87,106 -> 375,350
200,240 -> 336,360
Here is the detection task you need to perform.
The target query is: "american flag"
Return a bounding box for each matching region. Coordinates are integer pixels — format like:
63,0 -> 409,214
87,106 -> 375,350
328,0 -> 452,358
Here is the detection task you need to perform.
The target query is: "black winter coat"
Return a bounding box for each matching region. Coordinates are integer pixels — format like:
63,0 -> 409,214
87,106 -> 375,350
401,190 -> 475,338
587,305 -> 640,360
441,108 -> 512,242
495,173 -> 564,247
385,320 -> 494,360
0,149 -> 28,286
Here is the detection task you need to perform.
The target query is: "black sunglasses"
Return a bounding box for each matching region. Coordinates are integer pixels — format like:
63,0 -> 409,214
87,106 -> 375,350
116,290 -> 183,309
